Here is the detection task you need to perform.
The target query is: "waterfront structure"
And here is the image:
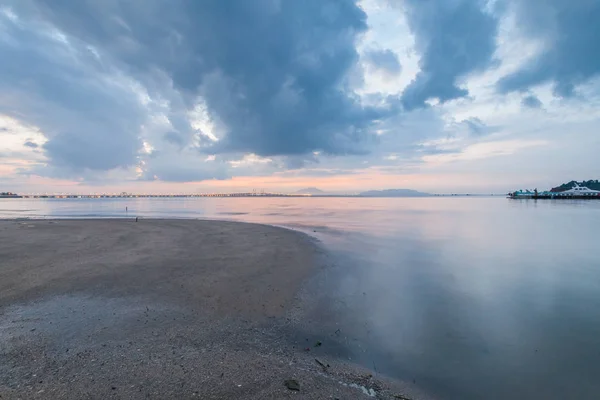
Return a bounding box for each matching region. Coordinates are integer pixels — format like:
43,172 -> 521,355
0,192 -> 21,198
509,184 -> 600,199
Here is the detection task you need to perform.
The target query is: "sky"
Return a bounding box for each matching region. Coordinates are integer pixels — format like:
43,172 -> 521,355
0,0 -> 599,194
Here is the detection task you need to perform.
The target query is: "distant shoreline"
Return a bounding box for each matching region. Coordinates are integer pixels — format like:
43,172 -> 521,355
2,193 -> 505,199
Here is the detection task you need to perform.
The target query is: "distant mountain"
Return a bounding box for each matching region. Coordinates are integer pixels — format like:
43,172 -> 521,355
295,187 -> 325,195
359,189 -> 431,197
551,180 -> 600,192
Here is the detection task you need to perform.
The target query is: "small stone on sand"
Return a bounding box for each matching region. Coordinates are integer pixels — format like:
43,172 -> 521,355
284,379 -> 300,391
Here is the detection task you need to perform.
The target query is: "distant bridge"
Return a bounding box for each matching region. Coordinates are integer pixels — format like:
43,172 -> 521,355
16,193 -> 312,199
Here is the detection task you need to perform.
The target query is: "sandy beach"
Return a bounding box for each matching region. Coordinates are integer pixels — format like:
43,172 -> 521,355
0,219 -> 424,399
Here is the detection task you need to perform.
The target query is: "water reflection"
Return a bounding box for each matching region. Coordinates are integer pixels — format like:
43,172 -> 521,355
2,197 -> 600,399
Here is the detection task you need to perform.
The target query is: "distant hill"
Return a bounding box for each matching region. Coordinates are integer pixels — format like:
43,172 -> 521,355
359,189 -> 431,197
550,180 -> 600,192
295,187 -> 325,195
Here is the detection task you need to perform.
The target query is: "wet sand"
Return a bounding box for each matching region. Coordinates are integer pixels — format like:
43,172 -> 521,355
0,219 -> 425,399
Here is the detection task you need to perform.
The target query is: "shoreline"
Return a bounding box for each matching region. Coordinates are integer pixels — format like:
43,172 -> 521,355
0,218 -> 428,399
4,216 -> 323,241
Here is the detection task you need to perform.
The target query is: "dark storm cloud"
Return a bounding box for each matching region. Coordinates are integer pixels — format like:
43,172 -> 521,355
400,0 -> 499,110
364,49 -> 402,75
521,95 -> 543,109
22,0 -> 387,158
497,0 -> 600,97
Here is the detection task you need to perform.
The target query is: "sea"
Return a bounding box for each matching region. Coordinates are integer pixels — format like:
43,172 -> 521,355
1,196 -> 600,400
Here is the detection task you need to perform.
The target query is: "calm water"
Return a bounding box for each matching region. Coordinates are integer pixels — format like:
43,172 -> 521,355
2,197 -> 600,399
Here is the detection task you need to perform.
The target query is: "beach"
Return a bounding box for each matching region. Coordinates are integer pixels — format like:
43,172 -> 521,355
0,219 -> 422,399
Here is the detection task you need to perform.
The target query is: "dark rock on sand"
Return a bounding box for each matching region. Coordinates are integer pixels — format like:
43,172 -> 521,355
284,379 -> 300,391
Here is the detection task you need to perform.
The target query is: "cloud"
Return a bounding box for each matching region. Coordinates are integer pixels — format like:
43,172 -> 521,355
364,49 -> 402,75
23,140 -> 38,149
423,139 -> 548,164
497,0 -> 600,97
17,0 -> 390,160
3,0 -> 596,192
400,0 -> 499,110
0,0 -> 509,186
521,95 -> 543,109
139,163 -> 230,183
462,117 -> 498,136
0,8 -> 145,172
163,131 -> 185,147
